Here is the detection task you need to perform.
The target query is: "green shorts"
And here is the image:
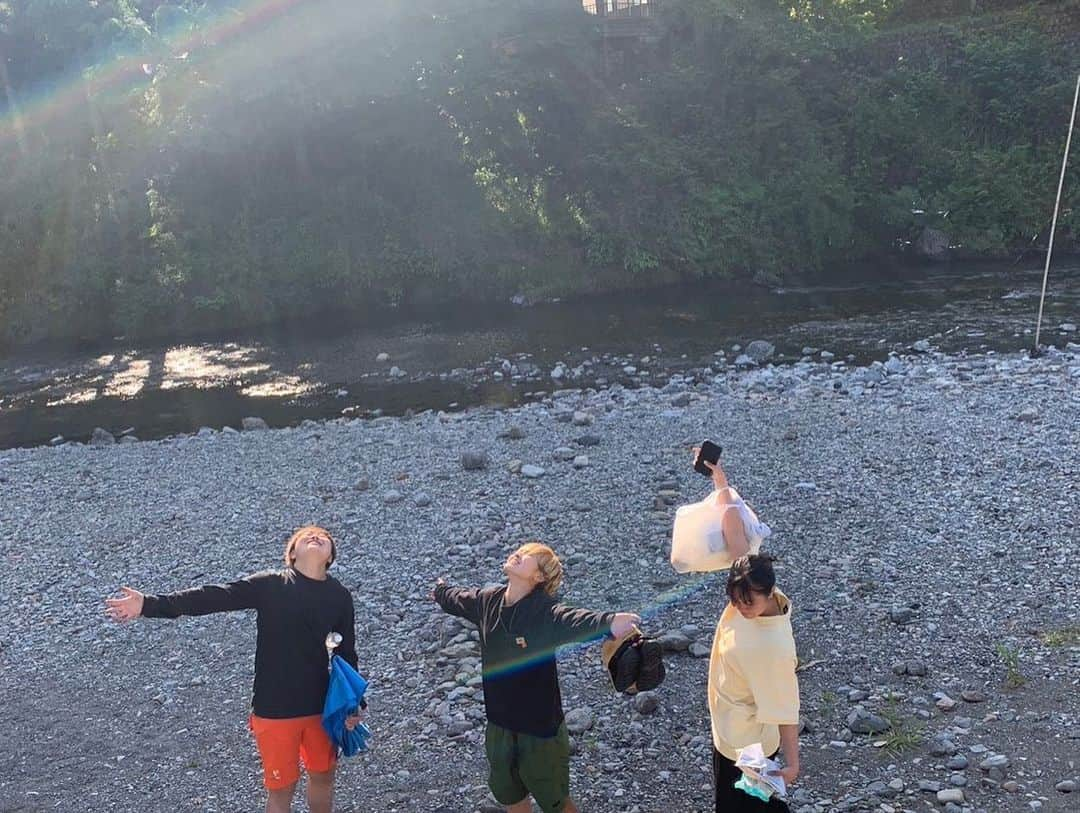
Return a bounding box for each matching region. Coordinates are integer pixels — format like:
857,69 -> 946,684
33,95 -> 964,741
485,722 -> 571,813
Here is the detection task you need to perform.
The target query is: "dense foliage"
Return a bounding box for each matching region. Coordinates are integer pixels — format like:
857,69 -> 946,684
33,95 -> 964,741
1,0 -> 1078,345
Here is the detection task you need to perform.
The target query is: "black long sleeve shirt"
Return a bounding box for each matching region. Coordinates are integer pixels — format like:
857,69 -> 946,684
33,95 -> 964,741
434,583 -> 614,737
141,568 -> 358,718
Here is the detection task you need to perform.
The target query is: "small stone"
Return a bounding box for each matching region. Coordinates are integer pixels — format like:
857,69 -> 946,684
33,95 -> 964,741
846,709 -> 891,735
889,606 -> 916,625
936,788 -> 964,804
819,350 -> 835,361
413,492 -> 432,507
498,425 -> 526,440
507,459 -> 523,474
574,434 -> 601,447
688,641 -> 710,658
572,455 -> 589,469
670,392 -> 693,407
913,339 -> 932,353
383,490 -> 404,505
979,754 -> 1010,771
1060,323 -> 1077,333
935,693 -> 957,711
906,660 -> 928,677
1015,406 -> 1040,423
564,708 -> 593,734
461,451 -> 490,471
49,435 -> 65,446
354,478 -> 371,492
946,755 -> 969,770
633,691 -> 659,715
571,411 -> 593,426
658,631 -> 691,652
961,689 -> 985,703
375,352 -> 390,362
521,464 -> 545,479
929,736 -> 958,757
241,417 -> 268,432
1055,780 -> 1077,793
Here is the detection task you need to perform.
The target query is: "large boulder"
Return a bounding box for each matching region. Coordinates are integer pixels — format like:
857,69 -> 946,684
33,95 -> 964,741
914,228 -> 950,262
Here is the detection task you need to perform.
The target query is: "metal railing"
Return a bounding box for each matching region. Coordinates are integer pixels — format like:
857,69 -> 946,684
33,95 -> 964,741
583,1 -> 656,18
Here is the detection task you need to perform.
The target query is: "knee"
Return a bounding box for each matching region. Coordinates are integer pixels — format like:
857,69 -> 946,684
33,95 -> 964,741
308,768 -> 335,788
268,782 -> 297,798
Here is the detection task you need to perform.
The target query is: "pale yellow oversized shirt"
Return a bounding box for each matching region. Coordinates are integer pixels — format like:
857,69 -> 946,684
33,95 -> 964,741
707,589 -> 800,759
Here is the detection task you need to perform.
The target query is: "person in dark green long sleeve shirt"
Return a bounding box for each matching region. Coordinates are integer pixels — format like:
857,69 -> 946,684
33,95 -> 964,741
105,525 -> 364,813
433,541 -> 640,813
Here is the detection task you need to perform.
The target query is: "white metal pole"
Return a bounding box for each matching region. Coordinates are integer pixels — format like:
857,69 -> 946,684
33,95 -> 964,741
1034,72 -> 1080,351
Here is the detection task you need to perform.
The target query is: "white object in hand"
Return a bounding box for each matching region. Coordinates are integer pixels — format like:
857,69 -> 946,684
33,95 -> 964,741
735,742 -> 787,798
670,488 -> 771,573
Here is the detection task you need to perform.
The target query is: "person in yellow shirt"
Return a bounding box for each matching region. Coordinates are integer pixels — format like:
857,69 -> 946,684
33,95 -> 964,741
708,554 -> 801,811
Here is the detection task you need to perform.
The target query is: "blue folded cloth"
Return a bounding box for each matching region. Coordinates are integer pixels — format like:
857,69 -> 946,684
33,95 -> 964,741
322,655 -> 373,756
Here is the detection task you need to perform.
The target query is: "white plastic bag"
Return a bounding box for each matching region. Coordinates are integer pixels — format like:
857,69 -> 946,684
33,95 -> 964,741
670,488 -> 772,573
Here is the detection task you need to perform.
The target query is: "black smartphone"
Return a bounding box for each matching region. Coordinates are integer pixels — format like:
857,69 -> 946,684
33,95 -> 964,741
694,440 -> 722,476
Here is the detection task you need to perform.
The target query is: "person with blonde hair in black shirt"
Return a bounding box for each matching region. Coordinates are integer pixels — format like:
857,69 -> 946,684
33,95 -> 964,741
433,541 -> 640,813
105,525 -> 364,813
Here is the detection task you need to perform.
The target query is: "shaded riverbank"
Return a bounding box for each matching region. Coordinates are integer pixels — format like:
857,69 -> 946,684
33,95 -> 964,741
1,262 -> 1077,450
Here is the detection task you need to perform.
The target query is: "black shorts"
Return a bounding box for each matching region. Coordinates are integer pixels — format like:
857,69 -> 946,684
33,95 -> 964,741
713,747 -> 790,812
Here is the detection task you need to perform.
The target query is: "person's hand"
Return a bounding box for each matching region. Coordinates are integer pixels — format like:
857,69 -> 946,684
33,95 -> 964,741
610,612 -> 641,639
430,577 -> 446,601
105,587 -> 144,622
692,446 -> 728,491
769,763 -> 799,787
344,708 -> 365,730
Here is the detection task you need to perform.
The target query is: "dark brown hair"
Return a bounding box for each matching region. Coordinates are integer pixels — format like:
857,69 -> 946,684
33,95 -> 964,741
726,553 -> 777,606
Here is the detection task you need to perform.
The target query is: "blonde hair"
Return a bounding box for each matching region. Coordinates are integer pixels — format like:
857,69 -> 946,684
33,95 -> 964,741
284,525 -> 337,571
516,541 -> 563,596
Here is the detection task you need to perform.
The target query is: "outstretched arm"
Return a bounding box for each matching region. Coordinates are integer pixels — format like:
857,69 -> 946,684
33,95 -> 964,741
105,575 -> 266,621
549,604 -> 640,648
431,578 -> 483,626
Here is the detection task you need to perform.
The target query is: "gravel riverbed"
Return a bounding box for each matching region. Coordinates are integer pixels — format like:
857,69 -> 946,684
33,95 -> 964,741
1,345 -> 1078,813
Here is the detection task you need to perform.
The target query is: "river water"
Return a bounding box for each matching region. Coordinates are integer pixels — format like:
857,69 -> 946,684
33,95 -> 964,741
1,261 -> 1077,450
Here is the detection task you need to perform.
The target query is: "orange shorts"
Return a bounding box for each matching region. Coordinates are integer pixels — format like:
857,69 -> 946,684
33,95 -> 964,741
249,714 -> 336,790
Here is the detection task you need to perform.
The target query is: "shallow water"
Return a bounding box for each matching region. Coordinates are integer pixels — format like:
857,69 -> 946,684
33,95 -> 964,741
0,261 -> 1076,450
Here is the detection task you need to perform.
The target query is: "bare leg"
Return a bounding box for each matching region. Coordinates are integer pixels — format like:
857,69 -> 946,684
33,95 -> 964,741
266,783 -> 297,813
505,799 -> 532,813
308,768 -> 335,813
564,798 -> 580,813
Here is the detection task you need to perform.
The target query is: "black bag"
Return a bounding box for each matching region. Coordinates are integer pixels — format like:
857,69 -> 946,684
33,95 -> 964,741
603,629 -> 666,695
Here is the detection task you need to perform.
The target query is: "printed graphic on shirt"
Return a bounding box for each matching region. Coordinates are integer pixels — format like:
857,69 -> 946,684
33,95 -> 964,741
515,636 -> 528,648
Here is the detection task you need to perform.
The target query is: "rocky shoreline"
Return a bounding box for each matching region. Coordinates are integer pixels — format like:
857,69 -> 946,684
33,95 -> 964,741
1,345 -> 1078,812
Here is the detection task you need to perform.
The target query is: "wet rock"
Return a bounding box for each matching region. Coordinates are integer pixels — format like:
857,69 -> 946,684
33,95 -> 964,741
90,427 -> 116,446
745,340 -> 776,363
241,417 -> 268,432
